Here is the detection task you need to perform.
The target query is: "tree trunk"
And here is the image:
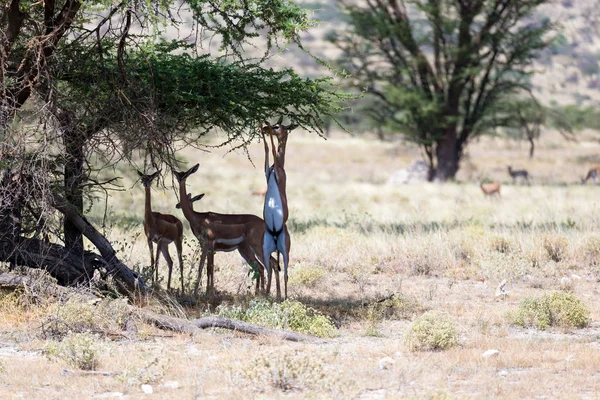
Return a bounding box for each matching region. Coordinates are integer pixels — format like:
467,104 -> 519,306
0,238 -> 95,285
528,136 -> 535,159
51,193 -> 147,294
61,111 -> 85,259
434,127 -> 460,181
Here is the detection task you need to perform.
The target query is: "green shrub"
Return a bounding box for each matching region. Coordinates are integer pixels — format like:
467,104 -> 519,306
46,332 -> 101,370
218,299 -> 337,338
404,311 -> 459,352
508,292 -> 590,330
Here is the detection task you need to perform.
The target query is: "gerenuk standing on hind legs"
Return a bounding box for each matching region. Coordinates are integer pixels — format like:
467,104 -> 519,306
261,118 -> 297,300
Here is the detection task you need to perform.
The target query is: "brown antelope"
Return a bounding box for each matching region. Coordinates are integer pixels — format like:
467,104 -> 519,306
138,171 -> 184,293
507,166 -> 530,185
480,181 -> 501,197
582,167 -> 600,184
251,187 -> 267,197
173,164 -> 279,296
261,117 -> 297,300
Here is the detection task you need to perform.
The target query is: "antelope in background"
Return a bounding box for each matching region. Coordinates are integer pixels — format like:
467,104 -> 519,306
507,166 -> 530,185
582,167 -> 600,184
138,170 -> 185,293
480,181 -> 501,198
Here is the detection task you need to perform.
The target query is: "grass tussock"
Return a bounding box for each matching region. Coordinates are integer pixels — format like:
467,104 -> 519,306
218,299 -> 337,338
241,351 -> 328,392
289,263 -> 326,288
43,294 -> 129,339
405,311 -> 459,352
45,332 -> 102,370
508,292 -> 591,330
366,293 -> 423,321
543,234 -> 569,263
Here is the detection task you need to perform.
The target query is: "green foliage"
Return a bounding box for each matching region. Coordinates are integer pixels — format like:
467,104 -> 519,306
46,332 -> 102,370
549,105 -> 600,131
508,292 -> 590,330
405,311 -> 459,352
53,37 -> 348,166
218,299 -> 337,338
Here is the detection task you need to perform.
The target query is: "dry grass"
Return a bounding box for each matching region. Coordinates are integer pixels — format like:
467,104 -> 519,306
2,130 -> 600,398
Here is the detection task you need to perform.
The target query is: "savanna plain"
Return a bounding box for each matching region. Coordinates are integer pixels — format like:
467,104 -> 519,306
2,130 -> 600,399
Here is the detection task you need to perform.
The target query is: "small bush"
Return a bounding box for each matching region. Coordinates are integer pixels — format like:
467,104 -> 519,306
404,311 -> 459,352
44,294 -> 129,339
242,351 -> 326,392
543,235 -> 568,262
508,292 -> 590,330
289,264 -> 325,287
120,358 -> 165,386
366,293 -> 423,321
218,299 -> 337,338
489,236 -> 513,254
583,235 -> 600,268
46,332 -> 101,370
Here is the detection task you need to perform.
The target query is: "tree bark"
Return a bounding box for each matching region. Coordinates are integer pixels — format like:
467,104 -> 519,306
434,127 -> 460,181
60,111 -> 85,258
528,135 -> 535,159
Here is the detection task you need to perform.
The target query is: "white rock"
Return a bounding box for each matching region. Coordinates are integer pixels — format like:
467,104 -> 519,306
378,356 -> 395,370
495,279 -> 508,297
141,384 -> 153,394
571,274 -> 582,280
161,381 -> 179,389
482,349 -> 500,358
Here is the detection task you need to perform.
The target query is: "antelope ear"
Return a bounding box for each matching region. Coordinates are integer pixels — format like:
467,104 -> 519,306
287,123 -> 298,131
188,163 -> 199,175
191,193 -> 205,203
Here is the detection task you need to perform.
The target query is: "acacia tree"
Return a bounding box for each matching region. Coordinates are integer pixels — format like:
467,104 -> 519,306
329,0 -> 552,180
0,1 -> 345,294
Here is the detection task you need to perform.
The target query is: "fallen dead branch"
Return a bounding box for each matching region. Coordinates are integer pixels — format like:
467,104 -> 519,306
61,369 -> 118,377
136,310 -> 325,343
